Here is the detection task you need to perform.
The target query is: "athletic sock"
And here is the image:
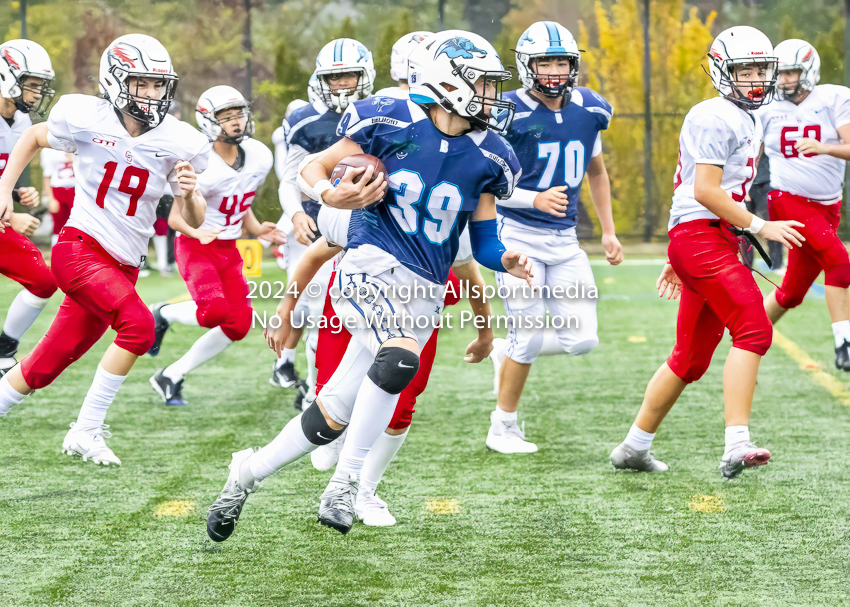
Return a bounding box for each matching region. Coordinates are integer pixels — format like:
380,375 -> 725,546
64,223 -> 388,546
360,429 -> 409,494
0,375 -> 26,417
2,289 -> 51,340
75,365 -> 126,429
249,413 -> 317,480
832,320 -> 850,348
724,425 -> 750,452
153,235 -> 169,272
160,300 -> 199,326
332,377 -> 400,483
624,423 -> 655,451
164,327 -> 232,382
279,347 -> 296,366
493,406 -> 518,423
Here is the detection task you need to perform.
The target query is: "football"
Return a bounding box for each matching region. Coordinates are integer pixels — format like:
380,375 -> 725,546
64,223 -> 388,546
330,153 -> 388,187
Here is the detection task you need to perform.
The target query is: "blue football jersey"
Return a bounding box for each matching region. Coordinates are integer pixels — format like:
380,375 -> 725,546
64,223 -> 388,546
339,96 -> 521,284
498,87 -> 613,230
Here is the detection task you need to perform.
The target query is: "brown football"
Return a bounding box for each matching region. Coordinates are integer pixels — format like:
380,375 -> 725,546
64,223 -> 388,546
330,153 -> 388,187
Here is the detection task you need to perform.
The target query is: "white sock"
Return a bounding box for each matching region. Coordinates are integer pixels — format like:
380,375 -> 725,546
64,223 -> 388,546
76,365 -> 126,429
832,320 -> 850,348
624,423 -> 655,451
538,329 -> 563,356
164,327 -> 232,382
724,425 -> 750,451
249,413 -> 317,480
305,335 -> 317,389
0,375 -> 26,417
279,347 -> 296,366
161,300 -> 199,326
2,289 -> 51,340
360,429 -> 409,494
493,406 -> 518,423
153,235 -> 169,272
333,377 -> 400,482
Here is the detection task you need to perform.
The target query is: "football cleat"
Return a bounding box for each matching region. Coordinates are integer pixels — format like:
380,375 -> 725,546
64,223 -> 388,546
147,303 -> 170,357
207,447 -> 260,542
610,442 -> 668,472
486,411 -> 538,454
269,360 -> 302,389
311,428 -> 347,472
719,442 -> 770,479
489,337 -> 507,396
318,473 -> 358,534
149,369 -> 187,406
835,339 -> 850,371
355,488 -> 397,527
0,357 -> 17,379
62,422 -> 121,466
292,380 -> 309,411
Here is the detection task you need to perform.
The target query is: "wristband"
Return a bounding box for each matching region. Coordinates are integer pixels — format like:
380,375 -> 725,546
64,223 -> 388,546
11,189 -> 20,203
745,215 -> 765,234
315,179 -> 334,205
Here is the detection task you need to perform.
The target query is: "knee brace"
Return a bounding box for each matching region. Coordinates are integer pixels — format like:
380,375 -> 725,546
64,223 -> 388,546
301,401 -> 345,446
197,298 -> 229,329
825,263 -> 850,289
367,347 -> 419,395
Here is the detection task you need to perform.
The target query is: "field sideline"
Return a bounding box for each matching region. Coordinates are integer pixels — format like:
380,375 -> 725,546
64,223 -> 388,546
1,256 -> 849,606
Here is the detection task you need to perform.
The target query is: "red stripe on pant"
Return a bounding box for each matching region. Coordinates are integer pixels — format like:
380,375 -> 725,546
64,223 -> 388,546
175,236 -> 252,341
768,190 -> 850,309
665,219 -> 772,384
0,226 -> 57,299
20,228 -> 152,390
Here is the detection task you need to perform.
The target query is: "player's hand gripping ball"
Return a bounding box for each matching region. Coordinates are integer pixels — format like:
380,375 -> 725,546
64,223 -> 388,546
330,154 -> 388,210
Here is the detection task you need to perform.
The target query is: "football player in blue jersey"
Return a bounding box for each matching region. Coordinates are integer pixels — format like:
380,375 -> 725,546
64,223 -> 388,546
205,30 -> 532,539
270,39 -> 376,411
486,21 -> 624,454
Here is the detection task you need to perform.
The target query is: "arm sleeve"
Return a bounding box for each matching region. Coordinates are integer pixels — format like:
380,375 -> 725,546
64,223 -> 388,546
469,218 -> 507,273
496,186 -> 537,209
684,111 -> 736,165
46,97 -> 78,153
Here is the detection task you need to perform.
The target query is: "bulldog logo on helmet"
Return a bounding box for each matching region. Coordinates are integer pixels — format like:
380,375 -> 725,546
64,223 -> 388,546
436,37 -> 487,60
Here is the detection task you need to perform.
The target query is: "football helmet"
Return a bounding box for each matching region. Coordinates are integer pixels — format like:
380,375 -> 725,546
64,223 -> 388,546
707,26 -> 777,110
408,30 -> 515,133
314,39 -> 375,112
307,71 -> 321,106
390,31 -> 433,82
99,34 -> 178,128
0,39 -> 55,115
514,21 -> 580,98
196,85 -> 254,144
774,39 -> 820,101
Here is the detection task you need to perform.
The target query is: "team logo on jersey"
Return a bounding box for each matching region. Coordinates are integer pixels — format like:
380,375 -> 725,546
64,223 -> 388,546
396,151 -> 408,160
436,37 -> 487,60
125,150 -> 133,164
371,97 -> 395,112
92,135 -> 117,147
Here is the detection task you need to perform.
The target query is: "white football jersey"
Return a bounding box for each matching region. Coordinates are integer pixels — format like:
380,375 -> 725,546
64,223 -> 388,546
669,97 -> 762,230
758,84 -> 850,203
47,95 -> 211,267
40,147 -> 75,189
196,138 -> 273,240
0,110 -> 32,178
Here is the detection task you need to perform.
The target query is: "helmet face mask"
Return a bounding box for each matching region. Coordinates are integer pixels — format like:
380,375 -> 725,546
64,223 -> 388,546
774,39 -> 821,102
525,55 -> 579,98
707,26 -> 777,111
721,59 -> 776,110
777,68 -> 805,101
317,69 -> 368,111
314,39 -> 376,112
15,75 -> 55,115
213,104 -> 254,144
514,21 -> 581,99
445,61 -> 514,133
195,85 -> 254,144
117,74 -> 177,128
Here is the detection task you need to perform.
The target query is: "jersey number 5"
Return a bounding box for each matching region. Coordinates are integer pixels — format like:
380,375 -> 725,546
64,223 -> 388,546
537,141 -> 585,190
388,169 -> 462,244
96,161 -> 150,217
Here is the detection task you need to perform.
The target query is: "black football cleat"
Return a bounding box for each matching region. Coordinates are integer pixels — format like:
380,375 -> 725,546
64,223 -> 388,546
293,380 -> 309,411
207,448 -> 260,542
147,303 -> 170,357
0,331 -> 20,378
836,340 -> 850,371
269,360 -> 302,388
149,369 -> 187,406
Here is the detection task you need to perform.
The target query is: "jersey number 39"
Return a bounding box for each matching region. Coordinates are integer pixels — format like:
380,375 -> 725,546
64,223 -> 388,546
388,169 -> 461,244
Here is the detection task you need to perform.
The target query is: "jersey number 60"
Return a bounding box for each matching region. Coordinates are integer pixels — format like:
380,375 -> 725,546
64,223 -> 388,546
387,169 -> 462,245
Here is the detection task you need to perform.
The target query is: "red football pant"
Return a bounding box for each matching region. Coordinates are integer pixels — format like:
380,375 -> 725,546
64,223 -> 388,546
0,226 -> 57,299
21,228 -> 153,389
175,236 -> 252,341
768,190 -> 850,308
51,186 -> 75,235
314,269 -> 460,430
666,220 -> 772,384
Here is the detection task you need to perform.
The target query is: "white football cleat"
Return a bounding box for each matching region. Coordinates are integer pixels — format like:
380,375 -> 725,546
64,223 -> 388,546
486,411 -> 538,454
489,337 -> 507,396
62,422 -> 121,466
610,442 -> 668,472
720,441 -> 771,479
355,488 -> 397,527
311,428 -> 347,471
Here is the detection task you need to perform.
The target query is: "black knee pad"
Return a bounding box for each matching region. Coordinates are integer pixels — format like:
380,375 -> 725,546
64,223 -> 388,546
367,347 -> 419,395
301,402 -> 345,446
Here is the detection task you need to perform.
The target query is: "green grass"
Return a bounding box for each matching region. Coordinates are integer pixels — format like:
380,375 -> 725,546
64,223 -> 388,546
1,258 -> 849,606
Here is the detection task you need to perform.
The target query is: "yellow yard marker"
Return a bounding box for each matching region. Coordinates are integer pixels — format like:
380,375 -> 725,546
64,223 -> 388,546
236,239 -> 263,277
425,499 -> 460,514
628,336 -> 647,343
773,329 -> 850,407
154,500 -> 196,518
603,277 -> 615,284
689,495 -> 723,513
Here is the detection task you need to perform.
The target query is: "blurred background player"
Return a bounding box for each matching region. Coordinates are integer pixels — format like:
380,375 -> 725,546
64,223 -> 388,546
0,34 -> 210,466
271,39 -> 376,410
40,147 -> 75,246
148,85 -> 282,405
373,31 -> 432,98
0,39 -> 58,377
758,40 -> 850,370
487,22 -> 623,454
609,27 -> 804,479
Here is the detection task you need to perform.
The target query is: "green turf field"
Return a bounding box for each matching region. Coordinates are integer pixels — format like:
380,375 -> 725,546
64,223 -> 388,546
1,257 -> 849,606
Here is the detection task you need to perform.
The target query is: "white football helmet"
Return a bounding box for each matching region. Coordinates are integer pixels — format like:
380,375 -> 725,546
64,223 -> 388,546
390,31 -> 433,82
196,85 -> 254,144
775,39 -> 820,101
0,39 -> 55,115
99,34 -> 177,128
314,39 -> 376,112
307,72 -> 321,105
408,30 -> 515,133
514,21 -> 580,98
707,26 -> 777,110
